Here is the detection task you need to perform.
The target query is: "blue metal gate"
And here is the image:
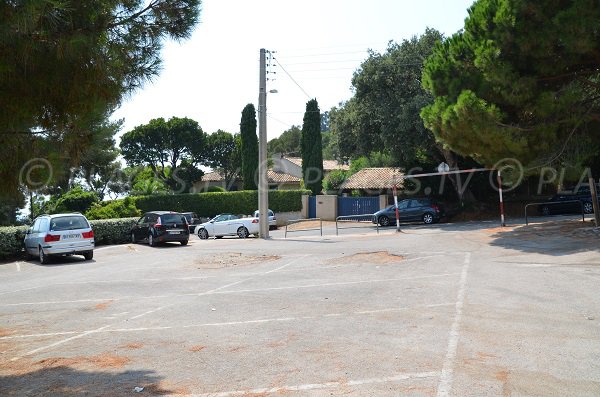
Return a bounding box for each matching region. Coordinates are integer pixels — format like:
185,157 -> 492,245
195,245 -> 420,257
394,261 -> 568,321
337,197 -> 379,216
308,196 -> 317,218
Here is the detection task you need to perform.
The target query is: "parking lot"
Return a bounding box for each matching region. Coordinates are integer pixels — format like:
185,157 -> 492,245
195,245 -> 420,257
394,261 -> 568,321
1,219 -> 599,396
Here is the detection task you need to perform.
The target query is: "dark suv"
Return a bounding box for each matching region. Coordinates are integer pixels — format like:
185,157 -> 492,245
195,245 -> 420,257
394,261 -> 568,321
372,198 -> 445,226
131,211 -> 190,246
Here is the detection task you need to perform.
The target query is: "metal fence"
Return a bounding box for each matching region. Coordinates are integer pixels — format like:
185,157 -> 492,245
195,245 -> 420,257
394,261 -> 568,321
335,214 -> 378,236
285,218 -> 323,238
524,200 -> 584,225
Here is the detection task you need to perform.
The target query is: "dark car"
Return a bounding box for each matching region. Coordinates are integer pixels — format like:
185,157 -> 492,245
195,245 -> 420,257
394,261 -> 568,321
181,212 -> 200,233
130,211 -> 190,247
538,186 -> 597,216
372,198 -> 445,226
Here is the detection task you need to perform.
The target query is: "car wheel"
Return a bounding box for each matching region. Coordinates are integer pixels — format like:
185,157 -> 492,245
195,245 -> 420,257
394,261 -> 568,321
83,251 -> 93,260
422,213 -> 434,224
237,226 -> 249,239
39,247 -> 49,265
148,233 -> 156,247
180,240 -> 188,246
131,232 -> 136,244
583,202 -> 594,214
541,205 -> 550,216
378,216 -> 390,227
198,229 -> 209,240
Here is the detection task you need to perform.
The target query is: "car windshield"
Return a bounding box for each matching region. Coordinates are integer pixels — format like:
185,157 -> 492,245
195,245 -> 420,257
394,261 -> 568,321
160,214 -> 186,223
50,216 -> 89,231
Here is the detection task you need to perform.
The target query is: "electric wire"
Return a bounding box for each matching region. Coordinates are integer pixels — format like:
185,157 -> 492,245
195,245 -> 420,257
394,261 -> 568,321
273,56 -> 312,100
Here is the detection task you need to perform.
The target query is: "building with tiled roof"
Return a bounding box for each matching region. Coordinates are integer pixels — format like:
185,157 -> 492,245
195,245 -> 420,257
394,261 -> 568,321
192,169 -> 301,192
339,168 -> 404,190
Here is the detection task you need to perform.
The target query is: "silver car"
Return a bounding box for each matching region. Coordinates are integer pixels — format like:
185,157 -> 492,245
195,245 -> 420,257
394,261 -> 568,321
253,209 -> 277,230
24,213 -> 95,264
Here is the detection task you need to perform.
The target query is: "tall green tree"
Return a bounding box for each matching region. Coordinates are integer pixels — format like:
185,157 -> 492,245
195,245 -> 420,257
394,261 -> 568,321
0,0 -> 201,199
120,117 -> 207,193
207,130 -> 242,189
421,0 -> 600,171
301,99 -> 324,195
240,104 -> 258,190
267,125 -> 302,156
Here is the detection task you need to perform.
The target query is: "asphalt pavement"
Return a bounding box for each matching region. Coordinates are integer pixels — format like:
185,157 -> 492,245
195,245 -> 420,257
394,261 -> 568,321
0,218 -> 599,396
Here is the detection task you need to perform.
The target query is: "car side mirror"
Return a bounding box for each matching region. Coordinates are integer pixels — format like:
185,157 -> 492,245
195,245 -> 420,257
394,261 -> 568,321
25,228 -> 32,235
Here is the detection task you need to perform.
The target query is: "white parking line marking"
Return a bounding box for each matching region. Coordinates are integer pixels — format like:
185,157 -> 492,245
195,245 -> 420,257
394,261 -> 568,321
2,302 -> 455,340
10,325 -> 111,361
193,371 -> 439,396
264,255 -> 310,274
1,273 -> 459,307
15,262 -> 21,272
436,252 -> 471,397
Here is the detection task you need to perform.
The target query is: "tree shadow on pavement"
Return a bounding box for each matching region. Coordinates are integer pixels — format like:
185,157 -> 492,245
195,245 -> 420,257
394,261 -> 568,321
487,220 -> 599,256
0,366 -> 176,397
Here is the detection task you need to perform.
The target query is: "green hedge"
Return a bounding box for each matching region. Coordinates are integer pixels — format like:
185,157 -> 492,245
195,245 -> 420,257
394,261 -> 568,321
135,189 -> 308,217
90,217 -> 138,245
0,217 -> 138,260
0,226 -> 28,260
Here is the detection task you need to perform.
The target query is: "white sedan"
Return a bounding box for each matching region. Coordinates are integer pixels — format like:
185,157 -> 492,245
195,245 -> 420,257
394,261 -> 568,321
194,214 -> 259,239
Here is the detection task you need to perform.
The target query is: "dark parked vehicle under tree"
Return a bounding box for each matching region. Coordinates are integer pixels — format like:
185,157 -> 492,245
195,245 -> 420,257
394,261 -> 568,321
131,211 -> 190,247
372,198 -> 445,226
538,185 -> 598,216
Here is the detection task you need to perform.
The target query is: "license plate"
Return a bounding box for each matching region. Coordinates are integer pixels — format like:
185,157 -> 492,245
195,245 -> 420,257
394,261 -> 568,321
168,231 -> 181,234
62,234 -> 81,239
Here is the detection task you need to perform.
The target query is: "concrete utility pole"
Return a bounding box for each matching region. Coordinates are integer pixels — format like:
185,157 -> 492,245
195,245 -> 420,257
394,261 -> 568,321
257,48 -> 269,238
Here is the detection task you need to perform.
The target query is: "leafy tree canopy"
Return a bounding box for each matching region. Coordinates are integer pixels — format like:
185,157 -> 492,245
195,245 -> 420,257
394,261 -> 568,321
120,117 -> 207,193
267,125 -> 301,156
207,130 -> 242,188
0,0 -> 201,198
331,29 -> 444,167
421,0 -> 600,169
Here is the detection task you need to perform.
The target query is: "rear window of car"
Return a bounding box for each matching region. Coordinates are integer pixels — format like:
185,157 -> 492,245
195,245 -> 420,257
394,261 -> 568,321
160,214 -> 186,223
50,216 -> 89,231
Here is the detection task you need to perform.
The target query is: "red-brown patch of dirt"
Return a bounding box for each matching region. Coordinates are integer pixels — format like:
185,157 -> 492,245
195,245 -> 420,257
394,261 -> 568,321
329,251 -> 404,265
120,342 -> 143,350
195,253 -> 280,269
94,300 -> 113,310
35,352 -> 130,369
496,370 -> 509,382
0,327 -> 15,337
188,345 -> 206,352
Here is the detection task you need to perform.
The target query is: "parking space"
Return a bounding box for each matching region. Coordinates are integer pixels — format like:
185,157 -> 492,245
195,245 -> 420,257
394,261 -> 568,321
1,221 -> 599,396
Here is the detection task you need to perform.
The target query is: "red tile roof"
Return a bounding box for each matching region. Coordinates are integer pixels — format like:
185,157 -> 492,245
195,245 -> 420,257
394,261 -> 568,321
339,168 -> 404,189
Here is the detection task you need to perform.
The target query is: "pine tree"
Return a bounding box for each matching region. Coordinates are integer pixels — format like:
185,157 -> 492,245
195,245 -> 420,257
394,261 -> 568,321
240,104 -> 259,190
301,99 -> 324,195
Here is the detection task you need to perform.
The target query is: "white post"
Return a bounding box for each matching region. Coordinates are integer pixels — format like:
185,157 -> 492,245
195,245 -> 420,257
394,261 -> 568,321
258,48 -> 269,238
497,170 -> 505,227
393,177 -> 400,232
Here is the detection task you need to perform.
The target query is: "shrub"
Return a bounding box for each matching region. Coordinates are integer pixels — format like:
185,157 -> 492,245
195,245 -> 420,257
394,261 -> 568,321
90,217 -> 138,245
86,197 -> 141,220
324,169 -> 348,191
135,189 -> 308,218
0,226 -> 27,260
53,186 -> 99,214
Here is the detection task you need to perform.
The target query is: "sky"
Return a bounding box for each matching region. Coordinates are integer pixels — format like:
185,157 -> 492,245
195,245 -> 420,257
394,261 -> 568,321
111,0 -> 475,142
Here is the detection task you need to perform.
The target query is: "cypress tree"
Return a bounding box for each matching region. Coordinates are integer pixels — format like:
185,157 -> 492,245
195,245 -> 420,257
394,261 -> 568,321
240,104 -> 258,190
301,99 -> 324,195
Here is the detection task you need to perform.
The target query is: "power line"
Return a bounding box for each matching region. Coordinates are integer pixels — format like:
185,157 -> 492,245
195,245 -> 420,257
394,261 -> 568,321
275,50 -> 370,59
273,56 -> 312,100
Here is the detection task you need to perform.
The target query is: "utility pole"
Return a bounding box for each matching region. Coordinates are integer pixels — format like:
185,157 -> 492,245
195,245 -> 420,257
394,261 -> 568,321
257,48 -> 269,238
